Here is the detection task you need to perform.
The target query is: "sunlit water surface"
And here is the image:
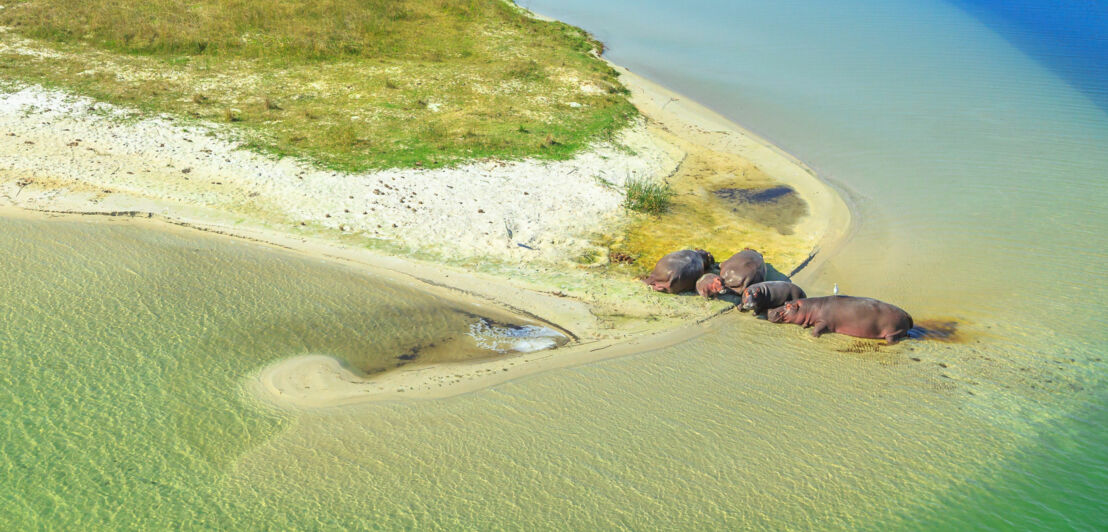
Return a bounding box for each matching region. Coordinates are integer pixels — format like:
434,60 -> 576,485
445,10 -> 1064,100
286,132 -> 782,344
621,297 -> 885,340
3,0 -> 1107,528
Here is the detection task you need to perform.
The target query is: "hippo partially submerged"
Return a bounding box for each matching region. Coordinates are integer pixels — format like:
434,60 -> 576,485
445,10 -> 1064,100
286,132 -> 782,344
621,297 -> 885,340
643,249 -> 715,294
720,248 -> 766,293
767,295 -> 914,344
740,281 -> 806,314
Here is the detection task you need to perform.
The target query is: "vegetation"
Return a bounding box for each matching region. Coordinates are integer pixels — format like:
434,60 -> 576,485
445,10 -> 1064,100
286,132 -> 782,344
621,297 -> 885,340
0,0 -> 636,170
623,177 -> 673,215
606,148 -> 811,277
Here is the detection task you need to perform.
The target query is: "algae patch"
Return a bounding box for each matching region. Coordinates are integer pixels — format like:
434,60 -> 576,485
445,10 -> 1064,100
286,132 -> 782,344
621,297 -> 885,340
605,137 -> 813,278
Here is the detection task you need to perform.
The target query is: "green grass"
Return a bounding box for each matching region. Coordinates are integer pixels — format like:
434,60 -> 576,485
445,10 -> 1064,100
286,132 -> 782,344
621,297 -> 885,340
0,0 -> 637,170
623,177 -> 673,215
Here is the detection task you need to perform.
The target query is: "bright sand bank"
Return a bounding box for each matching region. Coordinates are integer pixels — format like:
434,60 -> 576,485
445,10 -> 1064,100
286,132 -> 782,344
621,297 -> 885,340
0,62 -> 849,408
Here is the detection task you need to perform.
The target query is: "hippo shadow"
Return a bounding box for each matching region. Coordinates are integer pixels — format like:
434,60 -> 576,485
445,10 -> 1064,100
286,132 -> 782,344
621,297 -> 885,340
717,290 -> 743,306
907,319 -> 964,343
764,263 -> 790,282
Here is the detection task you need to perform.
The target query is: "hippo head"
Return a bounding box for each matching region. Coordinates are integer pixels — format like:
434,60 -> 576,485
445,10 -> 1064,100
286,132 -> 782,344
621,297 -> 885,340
767,301 -> 799,323
740,287 -> 759,312
696,273 -> 725,298
694,249 -> 715,270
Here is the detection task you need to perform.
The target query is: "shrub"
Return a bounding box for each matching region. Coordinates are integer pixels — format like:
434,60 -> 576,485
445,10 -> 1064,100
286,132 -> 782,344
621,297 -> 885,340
623,178 -> 672,215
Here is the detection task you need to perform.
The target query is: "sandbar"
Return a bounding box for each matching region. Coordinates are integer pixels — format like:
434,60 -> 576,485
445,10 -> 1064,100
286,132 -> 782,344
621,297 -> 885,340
0,49 -> 850,409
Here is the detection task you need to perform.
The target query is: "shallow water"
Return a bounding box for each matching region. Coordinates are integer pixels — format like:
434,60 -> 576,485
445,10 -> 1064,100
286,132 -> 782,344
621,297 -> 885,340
526,0 -> 1108,527
0,215 -> 563,527
3,0 -> 1107,528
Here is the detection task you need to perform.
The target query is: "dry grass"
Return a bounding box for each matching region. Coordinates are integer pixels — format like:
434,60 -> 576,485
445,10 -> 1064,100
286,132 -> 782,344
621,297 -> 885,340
0,0 -> 636,170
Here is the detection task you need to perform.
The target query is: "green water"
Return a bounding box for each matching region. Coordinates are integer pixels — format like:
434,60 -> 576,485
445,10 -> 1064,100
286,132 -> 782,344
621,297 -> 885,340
1,216 -> 1101,529
4,0 -> 1108,527
0,215 -> 555,528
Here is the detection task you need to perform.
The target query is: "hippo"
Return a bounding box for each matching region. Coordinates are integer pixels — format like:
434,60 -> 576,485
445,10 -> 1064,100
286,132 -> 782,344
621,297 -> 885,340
767,295 -> 914,344
696,273 -> 726,298
719,248 -> 765,292
740,281 -> 806,314
643,249 -> 715,294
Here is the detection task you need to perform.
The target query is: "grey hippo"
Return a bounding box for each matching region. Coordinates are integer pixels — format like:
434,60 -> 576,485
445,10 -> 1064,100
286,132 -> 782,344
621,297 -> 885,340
767,295 -> 914,344
740,281 -> 807,314
696,273 -> 725,298
643,249 -> 715,294
719,248 -> 766,293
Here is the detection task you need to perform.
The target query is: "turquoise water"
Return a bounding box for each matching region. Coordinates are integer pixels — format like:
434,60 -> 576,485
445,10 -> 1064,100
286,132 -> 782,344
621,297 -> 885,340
525,0 -> 1108,527
2,0 -> 1107,528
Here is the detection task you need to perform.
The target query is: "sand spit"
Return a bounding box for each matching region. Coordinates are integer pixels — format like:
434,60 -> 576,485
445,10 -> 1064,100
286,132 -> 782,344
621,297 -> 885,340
251,320 -> 711,408
248,69 -> 850,408
614,64 -> 850,253
0,65 -> 849,409
0,82 -> 681,264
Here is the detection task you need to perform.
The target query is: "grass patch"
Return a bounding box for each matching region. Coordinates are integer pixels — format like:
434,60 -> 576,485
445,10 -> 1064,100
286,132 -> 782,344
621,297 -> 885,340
609,147 -> 812,278
0,0 -> 637,170
623,177 -> 673,215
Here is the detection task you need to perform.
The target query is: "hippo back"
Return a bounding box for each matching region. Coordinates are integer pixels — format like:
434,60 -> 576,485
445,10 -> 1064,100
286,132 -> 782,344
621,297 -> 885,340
645,249 -> 712,293
720,249 -> 766,292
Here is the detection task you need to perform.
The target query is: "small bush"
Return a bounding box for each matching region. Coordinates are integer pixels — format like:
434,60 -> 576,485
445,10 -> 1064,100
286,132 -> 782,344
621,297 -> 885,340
623,178 -> 672,215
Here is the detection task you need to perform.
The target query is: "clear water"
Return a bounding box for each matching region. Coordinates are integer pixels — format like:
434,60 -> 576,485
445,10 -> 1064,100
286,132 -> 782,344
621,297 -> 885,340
3,0 -> 1107,528
0,216 -> 561,527
523,0 -> 1108,528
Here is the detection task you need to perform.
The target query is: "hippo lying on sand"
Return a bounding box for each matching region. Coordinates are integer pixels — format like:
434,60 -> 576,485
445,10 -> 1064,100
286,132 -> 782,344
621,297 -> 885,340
644,249 -> 715,294
696,273 -> 725,298
720,248 -> 765,293
741,281 -> 806,314
767,295 -> 914,344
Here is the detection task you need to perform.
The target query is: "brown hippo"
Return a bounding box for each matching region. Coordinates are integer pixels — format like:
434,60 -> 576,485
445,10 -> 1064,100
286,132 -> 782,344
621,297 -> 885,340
696,273 -> 726,298
719,248 -> 765,292
767,295 -> 914,344
643,249 -> 715,294
740,281 -> 806,314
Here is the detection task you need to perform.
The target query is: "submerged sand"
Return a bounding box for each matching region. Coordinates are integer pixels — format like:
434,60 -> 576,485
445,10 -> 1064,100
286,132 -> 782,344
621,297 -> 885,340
0,62 -> 849,409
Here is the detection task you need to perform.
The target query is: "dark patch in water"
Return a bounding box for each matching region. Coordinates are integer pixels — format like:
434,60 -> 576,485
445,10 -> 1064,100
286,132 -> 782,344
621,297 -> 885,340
469,316 -> 526,332
397,343 -> 430,361
909,319 -> 964,343
716,186 -> 795,204
712,185 -> 807,234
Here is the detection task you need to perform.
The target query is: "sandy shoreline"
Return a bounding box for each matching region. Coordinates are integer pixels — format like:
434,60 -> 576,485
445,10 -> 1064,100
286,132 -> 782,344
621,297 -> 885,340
0,58 -> 850,409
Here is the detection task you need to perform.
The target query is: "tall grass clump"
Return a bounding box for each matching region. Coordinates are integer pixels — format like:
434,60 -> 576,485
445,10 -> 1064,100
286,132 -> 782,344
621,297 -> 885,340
623,178 -> 673,215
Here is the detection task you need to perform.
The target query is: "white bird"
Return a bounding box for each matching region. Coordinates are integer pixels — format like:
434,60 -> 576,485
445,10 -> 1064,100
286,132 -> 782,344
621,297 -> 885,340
833,283 -> 839,295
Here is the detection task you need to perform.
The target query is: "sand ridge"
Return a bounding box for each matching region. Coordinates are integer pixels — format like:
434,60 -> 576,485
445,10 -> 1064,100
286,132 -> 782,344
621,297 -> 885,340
244,66 -> 852,408
250,319 -> 714,409
0,65 -> 850,409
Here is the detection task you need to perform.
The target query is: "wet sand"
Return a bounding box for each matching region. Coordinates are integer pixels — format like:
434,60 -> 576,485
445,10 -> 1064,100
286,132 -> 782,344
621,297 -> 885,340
0,66 -> 850,408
